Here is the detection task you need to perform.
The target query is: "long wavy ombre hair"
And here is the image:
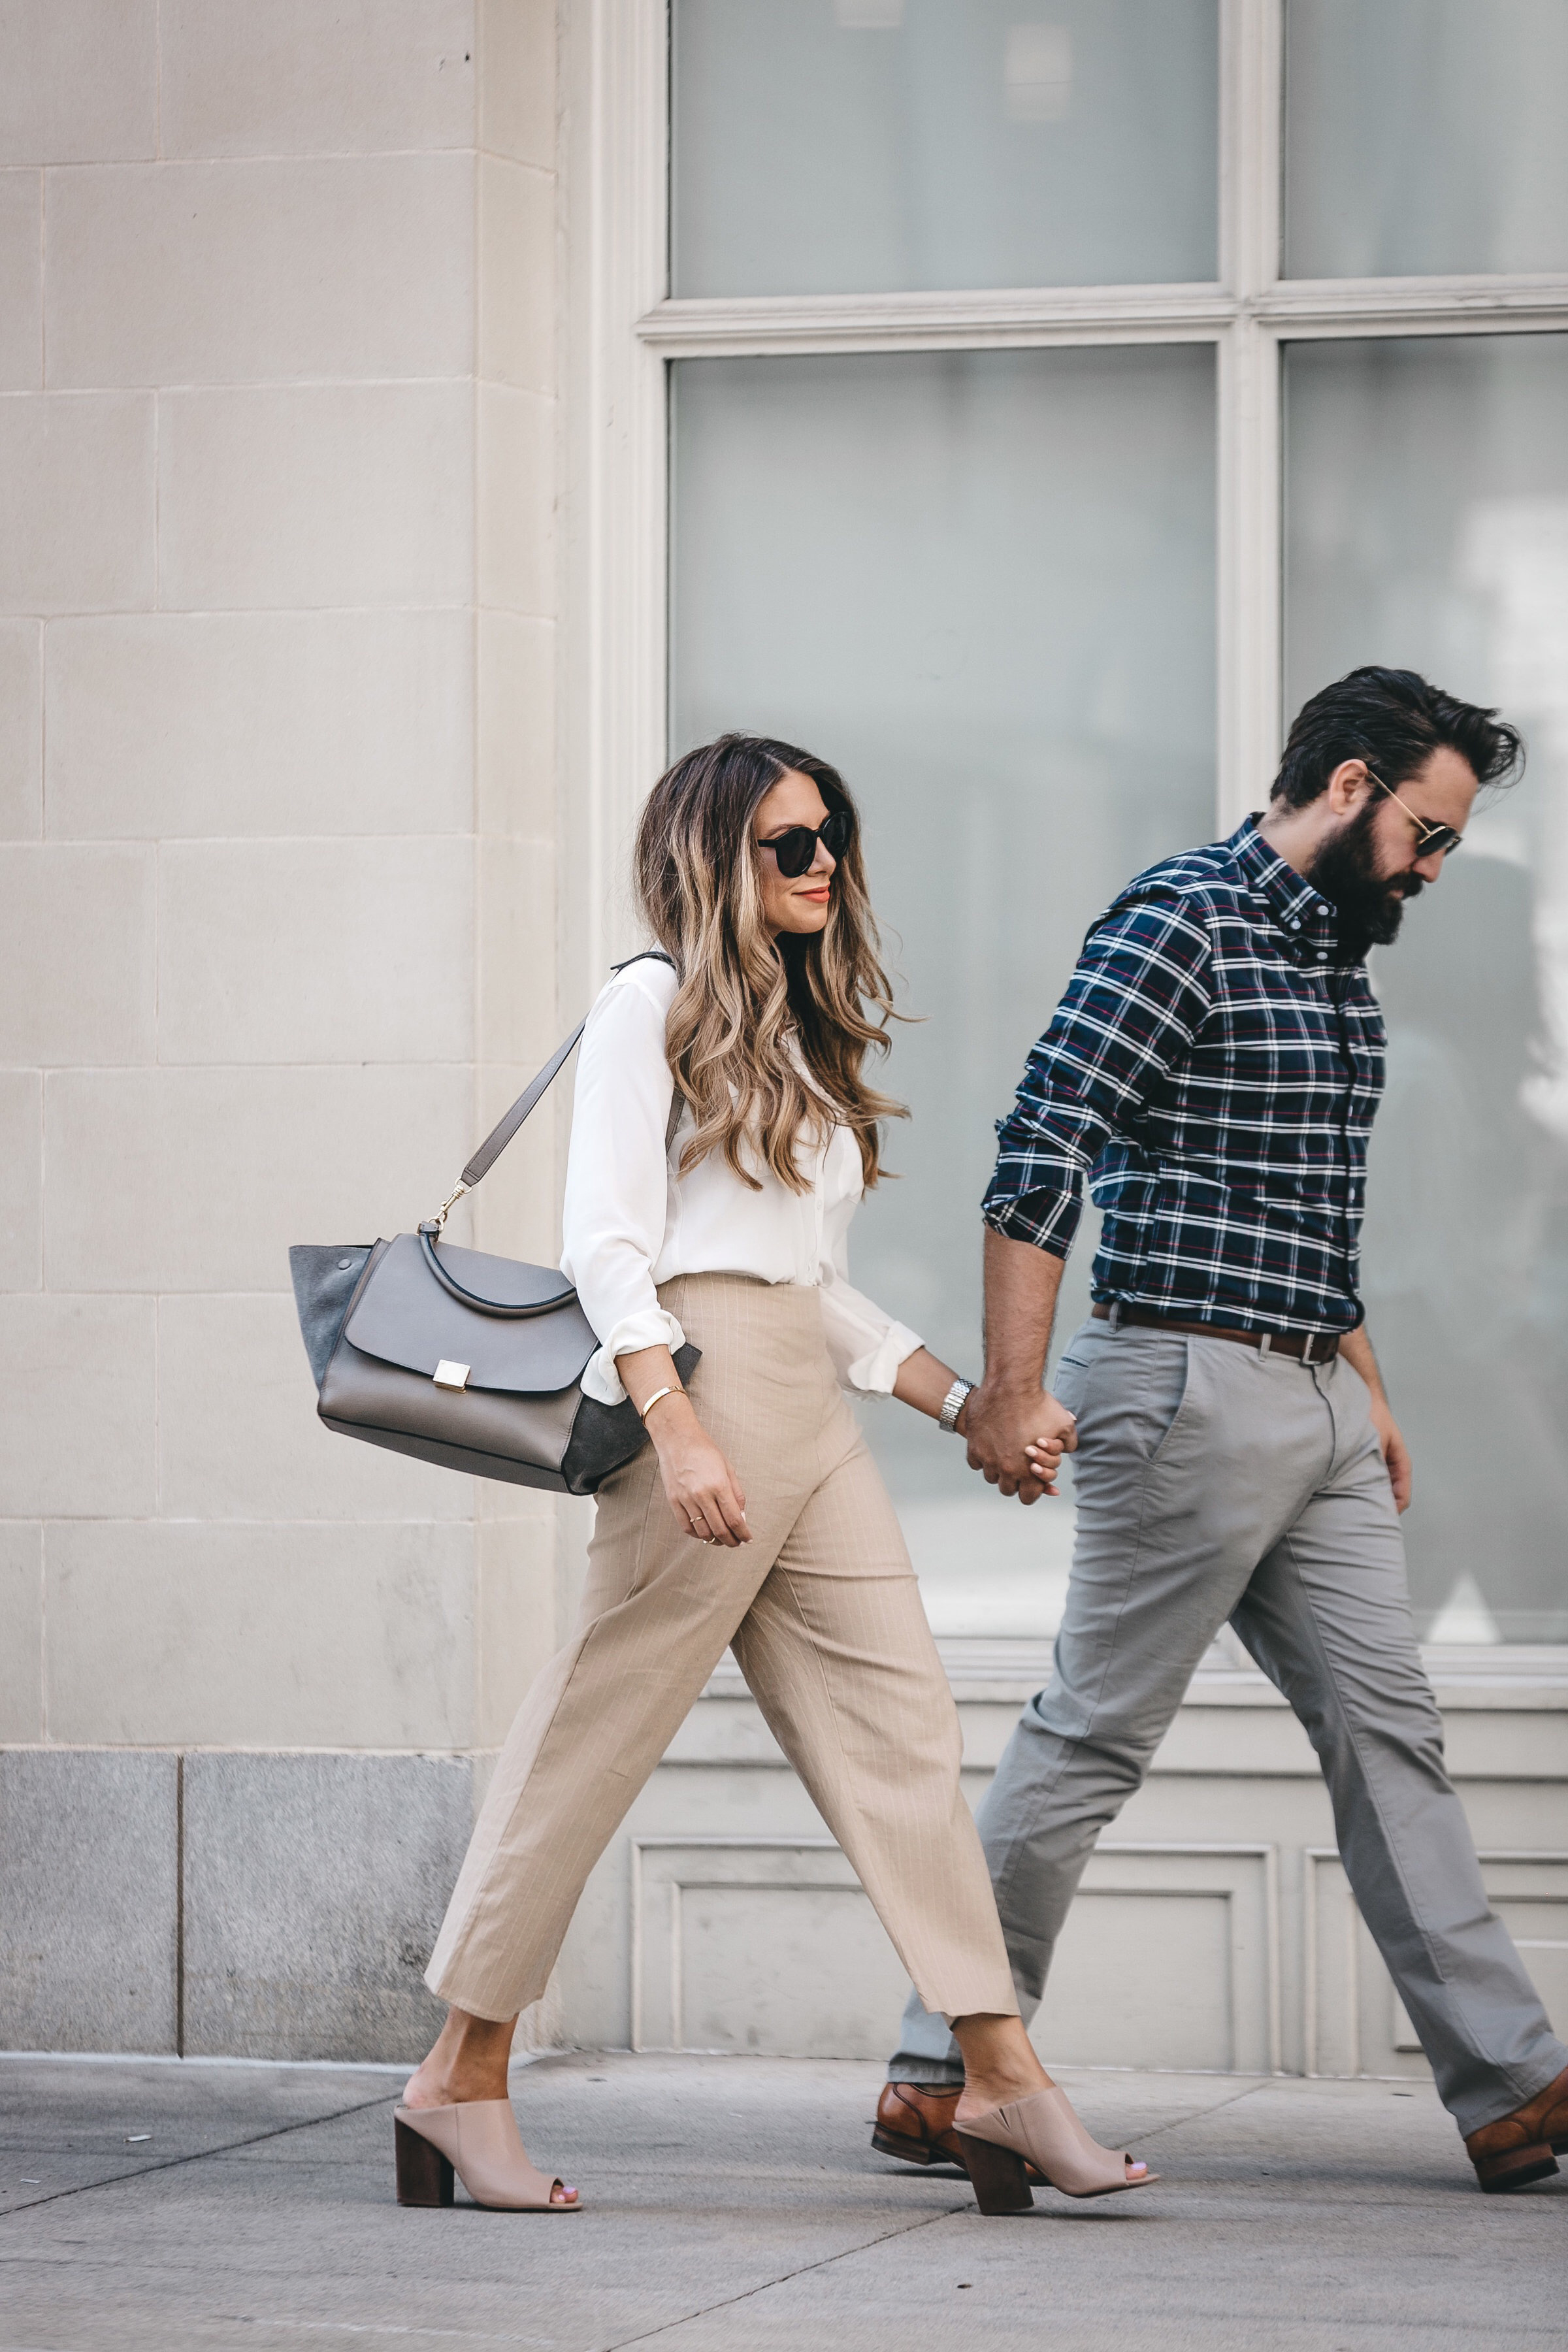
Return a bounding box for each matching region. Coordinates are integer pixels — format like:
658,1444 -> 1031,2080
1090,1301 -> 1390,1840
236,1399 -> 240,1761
632,734 -> 904,1192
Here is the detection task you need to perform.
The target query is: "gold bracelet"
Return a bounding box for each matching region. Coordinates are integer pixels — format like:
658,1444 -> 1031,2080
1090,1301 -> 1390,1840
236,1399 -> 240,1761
637,1383 -> 683,1422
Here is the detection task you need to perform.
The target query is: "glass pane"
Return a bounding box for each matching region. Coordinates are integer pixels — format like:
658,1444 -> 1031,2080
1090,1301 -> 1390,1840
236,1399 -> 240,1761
672,348 -> 1216,1634
672,0 -> 1218,297
1285,333 -> 1568,1641
1286,0 -> 1568,278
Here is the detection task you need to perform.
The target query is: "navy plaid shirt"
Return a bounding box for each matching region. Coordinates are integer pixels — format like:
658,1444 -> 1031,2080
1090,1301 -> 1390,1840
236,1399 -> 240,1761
983,819 -> 1386,1335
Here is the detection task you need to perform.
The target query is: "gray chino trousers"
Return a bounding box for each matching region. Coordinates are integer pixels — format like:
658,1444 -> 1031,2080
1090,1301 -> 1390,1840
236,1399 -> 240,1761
889,1316 -> 1567,2136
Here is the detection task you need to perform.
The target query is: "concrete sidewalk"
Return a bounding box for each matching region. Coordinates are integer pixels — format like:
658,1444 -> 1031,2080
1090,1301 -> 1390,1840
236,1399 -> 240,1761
0,2051 -> 1560,2350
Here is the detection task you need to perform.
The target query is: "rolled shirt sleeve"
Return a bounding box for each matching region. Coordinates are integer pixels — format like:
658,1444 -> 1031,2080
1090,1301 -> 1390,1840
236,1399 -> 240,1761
817,1184 -> 922,1396
559,975 -> 687,1406
983,891 -> 1215,1256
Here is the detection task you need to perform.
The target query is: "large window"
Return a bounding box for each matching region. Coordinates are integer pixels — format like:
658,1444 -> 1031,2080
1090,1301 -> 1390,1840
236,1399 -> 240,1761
672,0 -> 1219,294
617,0 -> 1568,1645
672,346 -> 1215,1632
1286,333 -> 1568,1639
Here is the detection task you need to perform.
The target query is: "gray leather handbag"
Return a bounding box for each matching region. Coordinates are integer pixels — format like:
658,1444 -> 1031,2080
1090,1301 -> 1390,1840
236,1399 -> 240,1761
289,953 -> 697,1495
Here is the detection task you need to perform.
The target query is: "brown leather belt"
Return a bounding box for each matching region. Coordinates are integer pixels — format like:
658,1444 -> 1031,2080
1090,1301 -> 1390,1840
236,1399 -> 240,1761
1091,1301 -> 1341,1364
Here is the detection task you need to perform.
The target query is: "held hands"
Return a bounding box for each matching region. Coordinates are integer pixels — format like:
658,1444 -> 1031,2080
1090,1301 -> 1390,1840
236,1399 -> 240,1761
962,1382 -> 1078,1505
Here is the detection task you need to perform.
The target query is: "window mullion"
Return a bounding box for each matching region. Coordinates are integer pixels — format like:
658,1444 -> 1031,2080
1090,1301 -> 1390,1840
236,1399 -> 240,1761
564,0 -> 672,990
1217,0 -> 1284,829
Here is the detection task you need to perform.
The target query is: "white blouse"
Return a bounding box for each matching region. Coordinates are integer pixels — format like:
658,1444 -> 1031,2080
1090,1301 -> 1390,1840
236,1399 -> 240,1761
560,956 -> 923,1407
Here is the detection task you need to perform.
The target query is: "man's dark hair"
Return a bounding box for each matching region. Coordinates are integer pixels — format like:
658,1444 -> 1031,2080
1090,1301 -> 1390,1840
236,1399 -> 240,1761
1271,666 -> 1524,810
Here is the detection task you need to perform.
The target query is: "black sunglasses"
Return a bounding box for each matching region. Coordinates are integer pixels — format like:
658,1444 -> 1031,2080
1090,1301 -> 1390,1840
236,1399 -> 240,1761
757,808 -> 853,878
1366,770 -> 1464,858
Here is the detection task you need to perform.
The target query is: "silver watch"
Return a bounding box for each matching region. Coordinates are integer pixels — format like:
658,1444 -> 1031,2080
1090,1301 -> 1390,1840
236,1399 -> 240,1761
938,1377 -> 975,1434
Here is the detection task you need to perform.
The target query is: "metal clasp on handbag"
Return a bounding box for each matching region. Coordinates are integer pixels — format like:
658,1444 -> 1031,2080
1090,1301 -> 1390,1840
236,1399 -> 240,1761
426,1181 -> 470,1235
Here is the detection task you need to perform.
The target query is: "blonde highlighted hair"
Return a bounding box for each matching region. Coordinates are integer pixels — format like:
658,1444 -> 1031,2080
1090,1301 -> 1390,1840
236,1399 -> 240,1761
632,734 -> 904,1192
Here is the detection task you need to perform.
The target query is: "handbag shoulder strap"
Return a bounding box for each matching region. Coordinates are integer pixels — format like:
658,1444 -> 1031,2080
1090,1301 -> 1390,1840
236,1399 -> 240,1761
423,951 -> 677,1231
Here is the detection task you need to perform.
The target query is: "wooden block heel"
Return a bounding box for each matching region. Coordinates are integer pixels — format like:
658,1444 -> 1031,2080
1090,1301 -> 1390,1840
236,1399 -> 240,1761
393,2101 -> 579,2211
955,2131 -> 1034,2214
395,2114 -> 455,2207
1473,2140 -> 1560,2194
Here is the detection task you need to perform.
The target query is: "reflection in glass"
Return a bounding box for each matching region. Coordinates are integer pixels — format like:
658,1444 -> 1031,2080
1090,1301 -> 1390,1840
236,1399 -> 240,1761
672,348 -> 1216,1631
672,0 -> 1218,297
1286,334 -> 1568,1640
1285,0 -> 1568,278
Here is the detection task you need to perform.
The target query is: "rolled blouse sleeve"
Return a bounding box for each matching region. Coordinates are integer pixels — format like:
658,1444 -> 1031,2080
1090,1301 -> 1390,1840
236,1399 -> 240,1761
559,970 -> 687,1406
817,1157 -> 922,1396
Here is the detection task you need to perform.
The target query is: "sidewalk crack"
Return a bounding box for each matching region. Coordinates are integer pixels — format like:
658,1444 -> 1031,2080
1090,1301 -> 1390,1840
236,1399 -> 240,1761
0,2091 -> 400,2219
1122,2078 -> 1275,2144
597,2202 -> 968,2351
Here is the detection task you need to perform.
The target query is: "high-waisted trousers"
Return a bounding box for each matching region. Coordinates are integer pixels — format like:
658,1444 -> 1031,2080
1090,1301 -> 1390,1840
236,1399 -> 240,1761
425,1271 -> 1017,2027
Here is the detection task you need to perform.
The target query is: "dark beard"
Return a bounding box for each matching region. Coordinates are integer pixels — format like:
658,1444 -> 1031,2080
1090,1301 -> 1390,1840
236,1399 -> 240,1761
1305,802 -> 1423,962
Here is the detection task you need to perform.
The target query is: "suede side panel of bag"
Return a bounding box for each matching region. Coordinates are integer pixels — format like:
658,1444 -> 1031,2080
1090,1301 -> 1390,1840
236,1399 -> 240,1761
343,1232 -> 596,1394
289,1243 -> 376,1392
557,1341 -> 704,1494
319,1338 -> 582,1471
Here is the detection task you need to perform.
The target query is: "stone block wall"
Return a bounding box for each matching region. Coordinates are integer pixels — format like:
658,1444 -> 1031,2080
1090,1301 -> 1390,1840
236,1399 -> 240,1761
0,0 -> 565,2057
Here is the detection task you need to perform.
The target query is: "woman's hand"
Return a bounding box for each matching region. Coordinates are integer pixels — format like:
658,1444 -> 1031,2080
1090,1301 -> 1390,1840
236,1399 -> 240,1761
1022,1420 -> 1073,1497
615,1344 -> 751,1547
647,1394 -> 751,1546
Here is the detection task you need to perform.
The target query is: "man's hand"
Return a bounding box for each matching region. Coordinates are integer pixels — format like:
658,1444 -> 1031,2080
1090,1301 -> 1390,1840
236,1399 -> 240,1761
964,1382 -> 1077,1503
1339,1324 -> 1411,1514
1369,1396 -> 1413,1514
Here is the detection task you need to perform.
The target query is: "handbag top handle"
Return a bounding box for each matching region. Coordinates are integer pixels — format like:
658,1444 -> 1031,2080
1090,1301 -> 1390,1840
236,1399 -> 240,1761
421,951 -> 676,1237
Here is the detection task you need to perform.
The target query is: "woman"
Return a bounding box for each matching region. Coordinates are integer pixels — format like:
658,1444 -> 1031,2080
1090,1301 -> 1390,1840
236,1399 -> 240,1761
396,735 -> 1153,2215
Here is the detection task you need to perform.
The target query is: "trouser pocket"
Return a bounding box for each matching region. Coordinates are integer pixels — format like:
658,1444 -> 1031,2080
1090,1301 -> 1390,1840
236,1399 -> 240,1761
1073,1330 -> 1194,1465
1049,1322 -> 1105,1421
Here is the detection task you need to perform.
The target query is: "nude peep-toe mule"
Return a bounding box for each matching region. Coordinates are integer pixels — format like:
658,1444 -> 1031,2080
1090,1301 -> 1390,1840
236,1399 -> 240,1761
955,2087 -> 1158,2213
394,2101 -> 580,2211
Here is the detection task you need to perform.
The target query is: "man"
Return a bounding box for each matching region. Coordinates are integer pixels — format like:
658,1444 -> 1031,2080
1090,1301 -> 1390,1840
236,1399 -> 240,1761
877,667 -> 1568,2194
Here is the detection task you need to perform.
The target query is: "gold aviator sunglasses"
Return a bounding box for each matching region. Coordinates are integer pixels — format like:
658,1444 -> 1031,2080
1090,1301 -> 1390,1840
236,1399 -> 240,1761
1365,768 -> 1465,858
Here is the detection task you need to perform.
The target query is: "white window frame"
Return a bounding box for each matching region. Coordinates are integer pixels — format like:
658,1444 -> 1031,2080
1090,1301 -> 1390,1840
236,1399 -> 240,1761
563,0 -> 1568,987
557,0 -> 1568,1665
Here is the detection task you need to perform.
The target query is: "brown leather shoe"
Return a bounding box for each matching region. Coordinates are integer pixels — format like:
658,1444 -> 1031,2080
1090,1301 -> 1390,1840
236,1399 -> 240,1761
872,2082 -> 1045,2182
1465,2064 -> 1568,2193
872,2081 -> 966,2169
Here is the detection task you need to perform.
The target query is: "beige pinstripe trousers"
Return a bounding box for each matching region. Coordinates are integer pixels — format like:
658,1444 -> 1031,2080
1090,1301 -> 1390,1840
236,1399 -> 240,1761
425,1271 -> 1018,2026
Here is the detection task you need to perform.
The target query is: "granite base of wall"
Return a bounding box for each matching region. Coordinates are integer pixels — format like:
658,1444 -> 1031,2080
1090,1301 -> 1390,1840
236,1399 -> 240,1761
0,1748 -> 474,2062
0,1748 -> 179,2053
